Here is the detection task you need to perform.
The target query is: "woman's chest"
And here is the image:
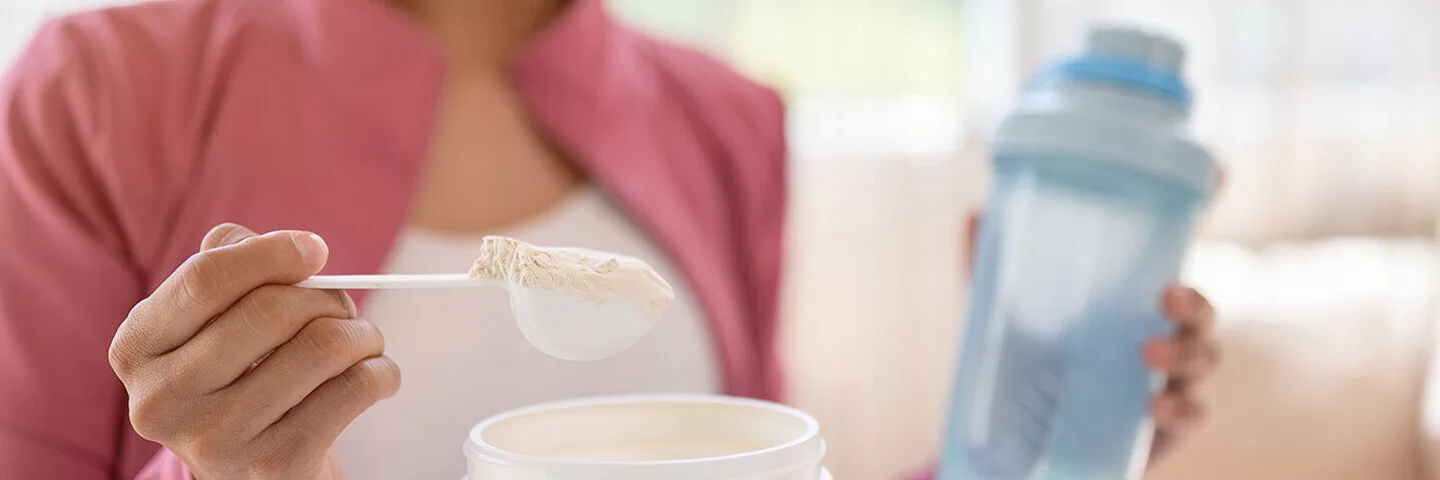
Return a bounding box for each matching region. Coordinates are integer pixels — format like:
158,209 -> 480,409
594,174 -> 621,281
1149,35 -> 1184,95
407,79 -> 587,234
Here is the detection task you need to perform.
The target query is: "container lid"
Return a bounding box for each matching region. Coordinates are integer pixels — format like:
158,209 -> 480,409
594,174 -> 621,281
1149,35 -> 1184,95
995,25 -> 1217,197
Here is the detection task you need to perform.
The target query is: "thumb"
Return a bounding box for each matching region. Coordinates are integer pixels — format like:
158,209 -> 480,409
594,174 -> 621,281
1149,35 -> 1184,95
200,222 -> 257,251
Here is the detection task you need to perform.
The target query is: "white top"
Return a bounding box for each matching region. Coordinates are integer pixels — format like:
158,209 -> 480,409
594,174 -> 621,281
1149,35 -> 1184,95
334,187 -> 721,479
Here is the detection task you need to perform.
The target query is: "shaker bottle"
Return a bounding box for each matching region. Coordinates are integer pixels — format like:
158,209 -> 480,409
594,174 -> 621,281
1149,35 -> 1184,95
938,26 -> 1217,479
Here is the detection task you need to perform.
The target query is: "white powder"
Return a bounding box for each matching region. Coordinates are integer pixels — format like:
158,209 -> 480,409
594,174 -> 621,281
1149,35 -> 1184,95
468,236 -> 675,316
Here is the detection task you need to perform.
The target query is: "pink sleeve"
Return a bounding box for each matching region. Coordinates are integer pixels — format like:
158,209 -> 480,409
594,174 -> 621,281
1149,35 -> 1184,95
0,18 -> 188,479
754,86 -> 789,400
743,86 -> 789,401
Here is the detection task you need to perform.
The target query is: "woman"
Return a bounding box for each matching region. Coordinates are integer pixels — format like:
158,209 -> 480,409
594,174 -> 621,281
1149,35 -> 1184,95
0,0 -> 1216,478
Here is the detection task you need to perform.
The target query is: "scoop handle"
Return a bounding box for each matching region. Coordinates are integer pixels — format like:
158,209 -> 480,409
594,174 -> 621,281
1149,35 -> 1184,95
295,273 -> 505,290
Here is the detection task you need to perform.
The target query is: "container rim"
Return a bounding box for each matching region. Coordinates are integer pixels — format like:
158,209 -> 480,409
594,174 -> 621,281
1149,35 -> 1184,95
464,394 -> 824,469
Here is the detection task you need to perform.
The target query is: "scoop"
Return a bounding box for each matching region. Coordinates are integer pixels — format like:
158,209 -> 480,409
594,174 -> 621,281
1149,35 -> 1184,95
294,237 -> 672,362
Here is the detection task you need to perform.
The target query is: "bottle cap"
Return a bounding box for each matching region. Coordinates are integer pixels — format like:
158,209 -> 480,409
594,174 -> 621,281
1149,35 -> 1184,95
1085,26 -> 1185,75
1031,26 -> 1192,108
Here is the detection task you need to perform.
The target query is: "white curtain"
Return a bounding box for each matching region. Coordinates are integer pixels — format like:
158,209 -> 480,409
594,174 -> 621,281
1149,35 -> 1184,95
963,0 -> 1440,243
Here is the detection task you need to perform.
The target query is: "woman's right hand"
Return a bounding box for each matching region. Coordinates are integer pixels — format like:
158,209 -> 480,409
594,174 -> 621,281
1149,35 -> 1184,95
109,224 -> 398,479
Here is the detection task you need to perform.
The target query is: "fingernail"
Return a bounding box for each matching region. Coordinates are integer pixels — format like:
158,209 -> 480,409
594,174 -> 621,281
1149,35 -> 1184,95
1171,288 -> 1197,315
292,232 -> 328,270
219,226 -> 254,246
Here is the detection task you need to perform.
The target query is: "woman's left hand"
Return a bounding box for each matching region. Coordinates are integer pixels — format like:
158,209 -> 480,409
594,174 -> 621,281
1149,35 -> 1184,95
1142,285 -> 1218,462
962,212 -> 1218,465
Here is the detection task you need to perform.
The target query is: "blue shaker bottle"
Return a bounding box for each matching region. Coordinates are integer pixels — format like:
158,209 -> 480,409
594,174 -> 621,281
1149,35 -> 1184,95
938,26 -> 1218,480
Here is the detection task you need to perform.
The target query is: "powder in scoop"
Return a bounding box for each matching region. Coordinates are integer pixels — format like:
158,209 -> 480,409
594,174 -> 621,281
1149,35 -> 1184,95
468,236 -> 675,315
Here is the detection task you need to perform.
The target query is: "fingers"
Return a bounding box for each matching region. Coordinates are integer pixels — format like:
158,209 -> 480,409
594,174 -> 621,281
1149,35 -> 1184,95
175,285 -> 357,392
1150,286 -> 1219,379
1147,287 -> 1217,462
120,228 -> 330,356
264,356 -> 401,462
1143,337 -> 1219,379
1150,377 -> 1203,465
1152,387 -> 1203,433
200,222 -> 256,251
1162,286 -> 1214,335
231,317 -> 387,426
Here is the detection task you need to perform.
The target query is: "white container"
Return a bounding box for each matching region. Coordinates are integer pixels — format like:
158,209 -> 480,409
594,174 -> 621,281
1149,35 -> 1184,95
464,394 -> 833,480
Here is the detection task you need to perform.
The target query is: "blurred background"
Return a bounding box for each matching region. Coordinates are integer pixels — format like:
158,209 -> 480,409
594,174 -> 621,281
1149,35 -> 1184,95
6,0 -> 1439,479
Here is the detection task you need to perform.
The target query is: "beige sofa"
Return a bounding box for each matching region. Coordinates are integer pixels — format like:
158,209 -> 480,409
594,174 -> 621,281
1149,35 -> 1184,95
1149,308 -> 1432,480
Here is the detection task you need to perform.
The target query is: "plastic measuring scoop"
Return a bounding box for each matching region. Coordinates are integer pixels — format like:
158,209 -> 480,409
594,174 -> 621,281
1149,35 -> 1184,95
296,273 -> 665,361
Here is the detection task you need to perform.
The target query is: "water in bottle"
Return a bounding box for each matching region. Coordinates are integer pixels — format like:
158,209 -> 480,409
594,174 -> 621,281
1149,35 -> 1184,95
938,26 -> 1218,480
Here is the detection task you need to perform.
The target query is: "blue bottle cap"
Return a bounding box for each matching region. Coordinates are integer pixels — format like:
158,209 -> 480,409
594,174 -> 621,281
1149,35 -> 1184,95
1030,26 -> 1193,109
996,25 -> 1217,197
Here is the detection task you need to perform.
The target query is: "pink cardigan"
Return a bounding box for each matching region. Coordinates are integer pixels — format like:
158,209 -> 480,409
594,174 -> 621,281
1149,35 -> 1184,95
0,0 -> 787,477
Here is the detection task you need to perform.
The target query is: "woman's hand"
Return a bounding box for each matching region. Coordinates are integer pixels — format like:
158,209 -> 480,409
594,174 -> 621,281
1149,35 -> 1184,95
109,224 -> 396,479
962,212 -> 1217,464
1143,285 -> 1216,462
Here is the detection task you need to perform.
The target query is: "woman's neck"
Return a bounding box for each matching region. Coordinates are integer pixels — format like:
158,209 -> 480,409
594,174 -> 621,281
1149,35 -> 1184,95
391,0 -> 569,73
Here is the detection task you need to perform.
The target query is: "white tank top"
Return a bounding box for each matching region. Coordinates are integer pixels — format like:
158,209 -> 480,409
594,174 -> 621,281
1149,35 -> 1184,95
334,187 -> 721,479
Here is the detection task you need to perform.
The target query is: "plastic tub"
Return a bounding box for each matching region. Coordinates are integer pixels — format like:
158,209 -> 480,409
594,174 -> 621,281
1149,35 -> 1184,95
464,394 -> 832,480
